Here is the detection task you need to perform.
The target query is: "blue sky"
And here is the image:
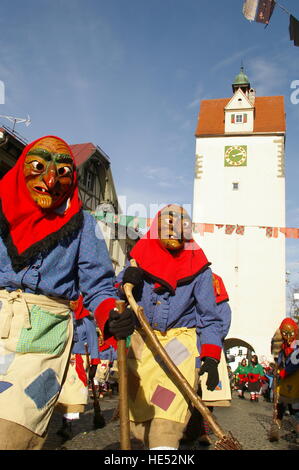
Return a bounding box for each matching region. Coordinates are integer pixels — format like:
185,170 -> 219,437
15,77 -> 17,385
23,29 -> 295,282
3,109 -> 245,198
0,0 -> 299,289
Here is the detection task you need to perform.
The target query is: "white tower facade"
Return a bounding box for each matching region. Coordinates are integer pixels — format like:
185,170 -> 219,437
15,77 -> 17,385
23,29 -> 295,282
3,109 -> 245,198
192,69 -> 286,361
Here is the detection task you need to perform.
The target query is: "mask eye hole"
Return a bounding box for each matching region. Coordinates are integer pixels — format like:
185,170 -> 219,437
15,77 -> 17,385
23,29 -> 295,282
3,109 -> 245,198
31,161 -> 45,172
58,166 -> 72,177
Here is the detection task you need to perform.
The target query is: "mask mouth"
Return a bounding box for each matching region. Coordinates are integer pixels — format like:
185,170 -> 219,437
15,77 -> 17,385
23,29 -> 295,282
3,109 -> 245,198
33,185 -> 51,195
169,234 -> 183,241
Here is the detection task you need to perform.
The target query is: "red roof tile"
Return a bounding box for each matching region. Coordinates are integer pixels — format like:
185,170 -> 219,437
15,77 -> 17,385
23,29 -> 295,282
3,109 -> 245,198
195,96 -> 285,136
69,143 -> 97,167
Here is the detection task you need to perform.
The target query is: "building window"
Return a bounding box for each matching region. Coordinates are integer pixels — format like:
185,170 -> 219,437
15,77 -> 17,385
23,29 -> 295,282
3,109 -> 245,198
231,113 -> 247,124
232,182 -> 239,191
83,167 -> 95,191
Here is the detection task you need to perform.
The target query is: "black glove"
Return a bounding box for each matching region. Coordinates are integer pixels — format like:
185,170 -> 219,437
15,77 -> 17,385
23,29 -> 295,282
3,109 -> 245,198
108,307 -> 135,340
199,357 -> 219,391
122,266 -> 143,287
89,364 -> 97,381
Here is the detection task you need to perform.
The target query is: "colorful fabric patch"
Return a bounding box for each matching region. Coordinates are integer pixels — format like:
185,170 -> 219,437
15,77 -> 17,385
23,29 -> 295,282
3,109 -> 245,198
24,368 -> 60,409
150,385 -> 176,411
0,381 -> 13,393
16,305 -> 68,355
155,338 -> 190,369
0,352 -> 15,375
164,338 -> 190,366
215,381 -> 222,391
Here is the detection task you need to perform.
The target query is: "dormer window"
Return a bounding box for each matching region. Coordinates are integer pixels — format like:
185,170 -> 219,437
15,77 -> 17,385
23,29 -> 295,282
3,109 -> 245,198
231,113 -> 248,124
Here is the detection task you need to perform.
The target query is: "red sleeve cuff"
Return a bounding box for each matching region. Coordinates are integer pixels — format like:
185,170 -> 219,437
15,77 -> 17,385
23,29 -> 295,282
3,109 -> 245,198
279,369 -> 287,379
105,336 -> 118,351
200,344 -> 222,362
91,358 -> 101,365
94,298 -> 116,333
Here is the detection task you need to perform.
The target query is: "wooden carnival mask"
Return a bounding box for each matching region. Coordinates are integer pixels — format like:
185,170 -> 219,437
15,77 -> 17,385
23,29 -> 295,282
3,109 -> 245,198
24,137 -> 74,210
158,205 -> 192,251
280,320 -> 298,347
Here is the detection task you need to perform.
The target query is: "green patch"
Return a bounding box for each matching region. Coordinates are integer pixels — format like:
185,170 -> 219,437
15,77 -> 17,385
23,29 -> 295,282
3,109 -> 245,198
16,305 -> 69,355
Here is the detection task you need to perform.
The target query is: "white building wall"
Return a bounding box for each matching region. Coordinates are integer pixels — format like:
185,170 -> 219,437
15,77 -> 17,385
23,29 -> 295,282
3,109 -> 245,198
193,134 -> 286,361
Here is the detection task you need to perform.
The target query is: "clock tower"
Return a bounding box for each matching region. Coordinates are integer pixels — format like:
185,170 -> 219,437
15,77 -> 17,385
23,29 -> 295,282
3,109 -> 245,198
192,67 -> 286,361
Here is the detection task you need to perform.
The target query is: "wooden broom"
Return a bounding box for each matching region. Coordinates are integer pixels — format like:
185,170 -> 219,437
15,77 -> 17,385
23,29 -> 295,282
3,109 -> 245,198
123,259 -> 242,450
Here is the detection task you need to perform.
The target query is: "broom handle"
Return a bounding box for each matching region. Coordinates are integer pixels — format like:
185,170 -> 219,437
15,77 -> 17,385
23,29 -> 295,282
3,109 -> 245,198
115,299 -> 131,450
271,362 -> 279,425
84,343 -> 95,397
124,259 -> 227,441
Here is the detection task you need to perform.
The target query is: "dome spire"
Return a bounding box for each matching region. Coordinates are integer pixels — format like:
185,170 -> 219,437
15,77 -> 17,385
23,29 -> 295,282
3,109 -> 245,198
232,64 -> 250,94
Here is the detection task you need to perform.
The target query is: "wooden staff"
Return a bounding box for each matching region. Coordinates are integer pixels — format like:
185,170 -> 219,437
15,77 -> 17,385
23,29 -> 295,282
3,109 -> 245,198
115,299 -> 131,450
84,343 -> 106,429
269,361 -> 280,441
123,259 -> 242,450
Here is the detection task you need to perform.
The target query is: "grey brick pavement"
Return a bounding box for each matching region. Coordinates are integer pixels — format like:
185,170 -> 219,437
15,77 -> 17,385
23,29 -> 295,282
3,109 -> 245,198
43,391 -> 299,451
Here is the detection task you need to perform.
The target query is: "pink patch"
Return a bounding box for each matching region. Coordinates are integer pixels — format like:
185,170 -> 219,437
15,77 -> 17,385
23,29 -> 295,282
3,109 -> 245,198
150,385 -> 176,411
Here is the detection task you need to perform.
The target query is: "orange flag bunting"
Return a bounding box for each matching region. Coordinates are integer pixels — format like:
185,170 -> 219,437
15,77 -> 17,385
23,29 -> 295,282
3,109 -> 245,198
235,225 -> 245,235
225,225 -> 236,235
280,228 -> 299,238
204,224 -> 214,233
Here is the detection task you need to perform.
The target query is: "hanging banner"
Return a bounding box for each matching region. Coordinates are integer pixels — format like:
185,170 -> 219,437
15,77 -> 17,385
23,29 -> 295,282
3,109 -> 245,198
243,0 -> 276,24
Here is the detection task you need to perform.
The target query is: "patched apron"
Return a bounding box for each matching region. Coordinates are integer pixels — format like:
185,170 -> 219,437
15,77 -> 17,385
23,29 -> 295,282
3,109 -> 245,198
200,349 -> 231,406
127,327 -> 198,424
56,355 -> 89,412
0,289 -> 73,435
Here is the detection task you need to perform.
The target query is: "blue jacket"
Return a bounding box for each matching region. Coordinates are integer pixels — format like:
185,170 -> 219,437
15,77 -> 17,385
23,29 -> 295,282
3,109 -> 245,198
116,265 -> 223,358
0,211 -> 116,314
72,315 -> 100,360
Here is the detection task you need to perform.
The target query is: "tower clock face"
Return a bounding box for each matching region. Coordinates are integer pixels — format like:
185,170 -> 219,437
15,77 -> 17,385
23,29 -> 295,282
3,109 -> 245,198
224,145 -> 247,167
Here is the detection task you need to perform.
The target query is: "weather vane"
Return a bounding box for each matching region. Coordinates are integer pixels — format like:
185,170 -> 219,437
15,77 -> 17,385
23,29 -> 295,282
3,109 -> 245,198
0,114 -> 31,132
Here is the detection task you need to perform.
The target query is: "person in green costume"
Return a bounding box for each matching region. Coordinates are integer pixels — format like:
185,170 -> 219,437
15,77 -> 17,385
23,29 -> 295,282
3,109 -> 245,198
234,358 -> 249,399
247,355 -> 265,402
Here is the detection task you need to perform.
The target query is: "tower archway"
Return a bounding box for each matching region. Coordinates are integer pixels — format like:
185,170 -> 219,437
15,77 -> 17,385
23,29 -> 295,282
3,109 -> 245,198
224,337 -> 255,369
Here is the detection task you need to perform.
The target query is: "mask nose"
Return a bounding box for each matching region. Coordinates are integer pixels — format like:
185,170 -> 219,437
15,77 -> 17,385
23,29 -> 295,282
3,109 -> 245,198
43,162 -> 58,189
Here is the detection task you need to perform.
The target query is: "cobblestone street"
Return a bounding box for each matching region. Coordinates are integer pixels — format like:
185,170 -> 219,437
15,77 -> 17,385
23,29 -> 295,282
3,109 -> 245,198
43,390 -> 299,451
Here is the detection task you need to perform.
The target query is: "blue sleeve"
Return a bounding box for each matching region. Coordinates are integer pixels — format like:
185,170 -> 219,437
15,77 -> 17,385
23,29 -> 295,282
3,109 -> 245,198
78,212 -> 117,313
217,301 -> 231,341
84,317 -> 100,360
194,267 -> 223,349
115,261 -> 131,299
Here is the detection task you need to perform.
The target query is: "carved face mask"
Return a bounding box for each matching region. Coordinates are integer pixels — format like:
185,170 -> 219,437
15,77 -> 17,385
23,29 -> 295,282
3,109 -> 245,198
158,205 -> 192,251
280,322 -> 297,347
24,137 -> 74,210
